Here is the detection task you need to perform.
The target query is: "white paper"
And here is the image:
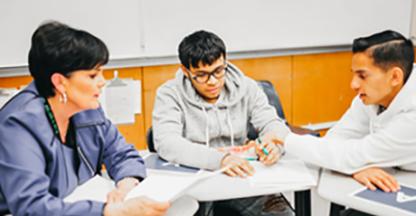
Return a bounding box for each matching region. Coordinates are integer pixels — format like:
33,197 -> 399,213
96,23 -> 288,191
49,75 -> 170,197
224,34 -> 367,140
65,170 -> 222,204
248,158 -> 315,188
99,78 -> 142,124
126,170 -> 223,202
64,175 -> 115,203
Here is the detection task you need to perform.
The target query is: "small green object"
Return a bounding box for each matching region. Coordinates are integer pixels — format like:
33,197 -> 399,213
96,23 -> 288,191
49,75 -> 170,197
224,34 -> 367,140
256,138 -> 269,156
262,147 -> 269,156
245,157 -> 258,161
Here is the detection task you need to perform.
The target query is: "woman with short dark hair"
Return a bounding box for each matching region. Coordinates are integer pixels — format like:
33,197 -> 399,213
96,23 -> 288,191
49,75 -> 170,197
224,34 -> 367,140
0,21 -> 169,216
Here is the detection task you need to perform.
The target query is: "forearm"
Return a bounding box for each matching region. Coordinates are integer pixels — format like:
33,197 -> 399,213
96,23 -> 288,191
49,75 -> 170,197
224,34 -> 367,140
156,134 -> 226,170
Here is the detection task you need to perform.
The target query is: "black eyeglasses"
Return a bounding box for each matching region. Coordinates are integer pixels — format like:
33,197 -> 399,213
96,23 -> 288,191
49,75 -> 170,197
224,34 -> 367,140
186,63 -> 228,84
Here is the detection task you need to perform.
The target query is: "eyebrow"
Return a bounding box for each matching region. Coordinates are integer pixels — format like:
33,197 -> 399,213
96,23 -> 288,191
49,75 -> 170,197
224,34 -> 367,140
353,70 -> 367,76
194,64 -> 224,74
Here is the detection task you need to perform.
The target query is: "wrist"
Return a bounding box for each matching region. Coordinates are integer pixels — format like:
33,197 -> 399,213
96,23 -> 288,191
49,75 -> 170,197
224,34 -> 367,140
117,177 -> 139,190
220,153 -> 231,167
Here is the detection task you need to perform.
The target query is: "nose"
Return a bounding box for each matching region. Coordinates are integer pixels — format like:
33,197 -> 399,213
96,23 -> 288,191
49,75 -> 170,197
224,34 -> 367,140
206,74 -> 219,85
350,76 -> 360,91
97,73 -> 106,89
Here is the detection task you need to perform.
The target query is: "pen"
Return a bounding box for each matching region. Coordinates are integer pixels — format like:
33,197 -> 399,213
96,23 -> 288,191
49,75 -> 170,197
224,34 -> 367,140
245,157 -> 258,161
256,138 -> 269,156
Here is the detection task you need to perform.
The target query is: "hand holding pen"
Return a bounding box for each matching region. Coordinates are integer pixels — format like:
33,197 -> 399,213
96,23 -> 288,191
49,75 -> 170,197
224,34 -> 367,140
255,135 -> 284,166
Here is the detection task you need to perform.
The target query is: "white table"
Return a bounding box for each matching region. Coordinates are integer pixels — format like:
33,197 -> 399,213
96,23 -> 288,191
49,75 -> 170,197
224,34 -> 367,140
144,150 -> 321,216
318,168 -> 416,216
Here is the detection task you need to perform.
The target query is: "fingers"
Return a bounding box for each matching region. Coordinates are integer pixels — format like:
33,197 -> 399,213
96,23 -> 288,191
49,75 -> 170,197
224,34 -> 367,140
221,155 -> 254,178
353,167 -> 400,193
371,177 -> 390,192
258,142 -> 281,166
378,171 -> 400,192
129,197 -> 170,216
363,178 -> 377,191
106,189 -> 125,203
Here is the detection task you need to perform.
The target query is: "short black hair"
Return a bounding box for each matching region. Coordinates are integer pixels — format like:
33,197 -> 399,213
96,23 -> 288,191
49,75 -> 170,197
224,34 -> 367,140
28,21 -> 109,98
178,30 -> 226,69
352,30 -> 414,83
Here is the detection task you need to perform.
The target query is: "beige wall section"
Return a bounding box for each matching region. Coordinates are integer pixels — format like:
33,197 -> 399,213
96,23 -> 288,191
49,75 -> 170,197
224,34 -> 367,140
230,56 -> 293,123
292,51 -> 355,125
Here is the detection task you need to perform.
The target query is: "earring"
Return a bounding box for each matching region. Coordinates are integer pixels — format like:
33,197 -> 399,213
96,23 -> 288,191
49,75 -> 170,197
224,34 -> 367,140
59,92 -> 68,104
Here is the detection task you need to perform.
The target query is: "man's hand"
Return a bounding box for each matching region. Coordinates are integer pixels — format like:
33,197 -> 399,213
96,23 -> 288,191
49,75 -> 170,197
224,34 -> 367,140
256,133 -> 284,166
107,177 -> 139,203
352,167 -> 400,192
221,154 -> 255,178
104,197 -> 170,216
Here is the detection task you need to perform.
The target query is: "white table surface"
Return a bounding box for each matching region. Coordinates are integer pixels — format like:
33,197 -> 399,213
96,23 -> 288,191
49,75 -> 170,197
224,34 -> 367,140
318,168 -> 416,216
140,150 -> 320,206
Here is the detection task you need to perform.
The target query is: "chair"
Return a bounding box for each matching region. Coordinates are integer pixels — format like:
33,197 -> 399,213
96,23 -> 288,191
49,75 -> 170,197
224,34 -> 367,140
247,80 -> 319,140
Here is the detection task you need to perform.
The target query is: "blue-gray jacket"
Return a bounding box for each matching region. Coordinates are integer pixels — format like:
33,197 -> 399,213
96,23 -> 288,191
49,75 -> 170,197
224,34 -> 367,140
0,82 -> 146,215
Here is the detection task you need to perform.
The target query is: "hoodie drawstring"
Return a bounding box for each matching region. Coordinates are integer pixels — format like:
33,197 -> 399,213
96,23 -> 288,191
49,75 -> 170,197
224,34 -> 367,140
202,106 -> 210,147
226,108 -> 235,147
202,106 -> 235,147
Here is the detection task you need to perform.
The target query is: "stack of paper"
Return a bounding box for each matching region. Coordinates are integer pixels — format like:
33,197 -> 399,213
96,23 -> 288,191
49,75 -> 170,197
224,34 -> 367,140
65,169 -> 222,203
248,158 -> 315,188
64,175 -> 115,203
126,169 -> 223,202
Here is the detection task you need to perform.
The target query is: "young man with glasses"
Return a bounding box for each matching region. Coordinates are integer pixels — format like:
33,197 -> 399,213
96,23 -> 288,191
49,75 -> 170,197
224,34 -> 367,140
152,30 -> 293,215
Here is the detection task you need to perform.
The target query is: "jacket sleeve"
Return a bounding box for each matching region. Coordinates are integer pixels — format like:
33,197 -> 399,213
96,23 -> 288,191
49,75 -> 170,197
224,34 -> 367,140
325,96 -> 370,140
152,85 -> 226,170
247,79 -> 290,140
285,106 -> 416,174
100,112 -> 146,183
0,117 -> 104,216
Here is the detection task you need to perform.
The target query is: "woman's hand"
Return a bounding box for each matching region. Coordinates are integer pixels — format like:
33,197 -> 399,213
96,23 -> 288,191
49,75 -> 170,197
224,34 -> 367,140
352,167 -> 400,192
104,197 -> 170,216
107,177 -> 139,203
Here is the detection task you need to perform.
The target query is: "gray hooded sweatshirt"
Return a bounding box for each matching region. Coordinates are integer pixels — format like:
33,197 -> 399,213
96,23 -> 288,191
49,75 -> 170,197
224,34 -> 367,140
152,63 -> 290,170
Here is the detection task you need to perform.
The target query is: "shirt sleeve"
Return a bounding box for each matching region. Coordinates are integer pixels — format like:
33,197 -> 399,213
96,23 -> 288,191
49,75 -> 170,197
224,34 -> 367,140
285,107 -> 416,174
100,110 -> 147,183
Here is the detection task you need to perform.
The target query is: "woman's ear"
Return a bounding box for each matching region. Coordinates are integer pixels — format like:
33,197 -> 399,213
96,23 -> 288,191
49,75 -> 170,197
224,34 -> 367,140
50,73 -> 68,95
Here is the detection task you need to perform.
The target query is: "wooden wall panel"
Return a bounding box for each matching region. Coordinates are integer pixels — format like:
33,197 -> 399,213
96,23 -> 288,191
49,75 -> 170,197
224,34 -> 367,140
292,51 -> 355,125
0,75 -> 32,88
230,56 -> 293,123
103,67 -> 146,149
142,64 -> 179,134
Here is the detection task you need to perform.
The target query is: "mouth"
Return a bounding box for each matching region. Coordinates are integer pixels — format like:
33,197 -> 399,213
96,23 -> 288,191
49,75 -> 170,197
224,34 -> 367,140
207,87 -> 219,94
359,93 -> 366,99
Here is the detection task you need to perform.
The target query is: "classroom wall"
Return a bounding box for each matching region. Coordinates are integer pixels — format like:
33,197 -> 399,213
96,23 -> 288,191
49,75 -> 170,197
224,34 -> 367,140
0,51 -> 356,150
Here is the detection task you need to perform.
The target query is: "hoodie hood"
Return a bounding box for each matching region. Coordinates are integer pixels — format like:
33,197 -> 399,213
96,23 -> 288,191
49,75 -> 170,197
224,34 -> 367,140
175,62 -> 247,109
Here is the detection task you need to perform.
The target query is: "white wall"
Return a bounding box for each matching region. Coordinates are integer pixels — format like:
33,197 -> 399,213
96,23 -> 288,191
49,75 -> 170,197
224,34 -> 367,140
0,0 -> 412,69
